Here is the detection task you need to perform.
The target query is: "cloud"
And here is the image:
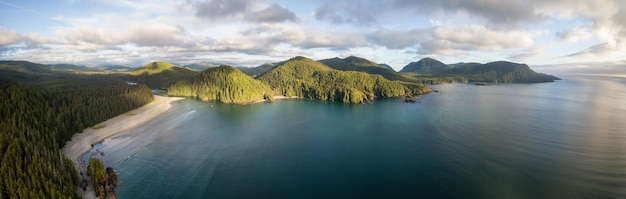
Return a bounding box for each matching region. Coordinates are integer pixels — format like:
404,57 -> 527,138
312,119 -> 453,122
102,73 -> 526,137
390,0 -> 547,27
432,25 -> 534,50
0,27 -> 53,52
248,4 -> 297,23
297,32 -> 367,49
314,1 -> 383,26
193,0 -> 254,19
367,25 -> 535,57
125,24 -> 186,47
556,28 -> 593,42
236,24 -> 365,50
0,27 -> 21,45
55,23 -> 186,47
508,47 -> 547,62
367,28 -> 429,49
564,40 -> 625,58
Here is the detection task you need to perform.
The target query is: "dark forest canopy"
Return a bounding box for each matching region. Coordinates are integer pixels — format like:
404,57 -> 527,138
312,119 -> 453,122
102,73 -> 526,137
257,56 -> 430,103
0,73 -> 153,199
128,61 -> 199,89
319,56 -> 414,82
168,65 -> 274,104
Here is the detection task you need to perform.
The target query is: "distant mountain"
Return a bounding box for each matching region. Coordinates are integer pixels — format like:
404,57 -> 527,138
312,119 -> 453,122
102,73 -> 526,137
257,56 -> 429,103
101,65 -> 132,72
319,56 -> 411,82
378,63 -> 394,70
168,65 -> 273,104
0,61 -> 53,74
48,64 -> 101,72
401,58 -> 559,83
446,61 -> 560,83
183,62 -> 221,71
399,57 -> 449,73
238,63 -> 278,77
130,61 -> 199,88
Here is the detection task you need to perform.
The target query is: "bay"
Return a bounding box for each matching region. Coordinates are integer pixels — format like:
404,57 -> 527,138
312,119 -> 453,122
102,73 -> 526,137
87,75 -> 626,198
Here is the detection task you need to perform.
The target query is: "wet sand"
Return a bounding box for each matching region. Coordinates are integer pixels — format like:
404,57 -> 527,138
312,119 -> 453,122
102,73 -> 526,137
61,95 -> 183,199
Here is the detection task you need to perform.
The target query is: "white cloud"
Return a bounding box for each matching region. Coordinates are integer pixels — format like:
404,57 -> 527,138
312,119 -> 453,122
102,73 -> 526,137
0,27 -> 21,45
367,28 -> 429,49
193,0 -> 255,19
433,25 -> 534,50
556,28 -> 593,43
54,23 -> 186,47
314,0 -> 384,26
248,4 -> 297,23
563,40 -> 626,60
367,25 -> 536,57
508,46 -> 548,62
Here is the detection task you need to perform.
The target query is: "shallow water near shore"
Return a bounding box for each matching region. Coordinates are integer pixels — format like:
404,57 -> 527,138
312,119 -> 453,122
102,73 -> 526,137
88,75 -> 626,198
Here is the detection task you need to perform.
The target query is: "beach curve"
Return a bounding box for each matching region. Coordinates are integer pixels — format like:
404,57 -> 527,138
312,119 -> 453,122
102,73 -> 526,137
61,95 -> 183,199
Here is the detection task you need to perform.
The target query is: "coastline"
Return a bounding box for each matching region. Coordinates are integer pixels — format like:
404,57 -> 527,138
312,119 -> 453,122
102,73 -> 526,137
61,95 -> 183,199
250,95 -> 303,104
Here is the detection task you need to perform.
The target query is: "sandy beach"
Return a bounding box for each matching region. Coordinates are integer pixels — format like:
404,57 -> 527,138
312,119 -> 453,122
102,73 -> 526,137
61,95 -> 183,199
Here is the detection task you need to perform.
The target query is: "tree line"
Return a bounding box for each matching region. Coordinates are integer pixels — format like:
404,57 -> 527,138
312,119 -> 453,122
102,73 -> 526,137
168,65 -> 273,104
257,57 -> 430,103
0,76 -> 153,198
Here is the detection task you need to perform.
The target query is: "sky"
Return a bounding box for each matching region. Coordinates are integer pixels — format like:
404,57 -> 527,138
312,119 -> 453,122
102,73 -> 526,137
0,0 -> 625,73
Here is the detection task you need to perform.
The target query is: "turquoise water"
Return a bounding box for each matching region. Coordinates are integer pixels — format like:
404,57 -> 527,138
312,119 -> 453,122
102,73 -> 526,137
89,75 -> 626,198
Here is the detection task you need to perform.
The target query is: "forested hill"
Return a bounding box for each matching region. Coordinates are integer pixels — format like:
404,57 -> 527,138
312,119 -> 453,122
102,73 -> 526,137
0,60 -> 53,74
400,58 -> 559,83
0,76 -> 153,198
168,65 -> 273,104
129,61 -> 198,88
257,56 -> 429,103
446,61 -> 560,83
319,56 -> 411,82
399,57 -> 449,73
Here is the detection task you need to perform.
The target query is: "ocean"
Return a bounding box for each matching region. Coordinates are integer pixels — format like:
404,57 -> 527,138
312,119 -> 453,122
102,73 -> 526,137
85,75 -> 626,198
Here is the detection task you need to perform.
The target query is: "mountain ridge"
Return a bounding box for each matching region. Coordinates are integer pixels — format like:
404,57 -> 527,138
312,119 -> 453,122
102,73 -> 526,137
400,58 -> 559,83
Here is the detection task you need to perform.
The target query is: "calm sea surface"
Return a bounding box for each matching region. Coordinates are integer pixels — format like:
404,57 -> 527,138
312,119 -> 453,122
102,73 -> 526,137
86,75 -> 626,199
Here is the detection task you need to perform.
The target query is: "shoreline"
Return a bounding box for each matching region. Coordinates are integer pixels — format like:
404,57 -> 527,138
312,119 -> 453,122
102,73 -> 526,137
250,95 -> 303,104
61,95 -> 183,199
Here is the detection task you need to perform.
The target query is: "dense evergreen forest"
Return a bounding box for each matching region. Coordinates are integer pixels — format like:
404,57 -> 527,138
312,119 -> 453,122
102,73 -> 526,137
257,56 -> 430,103
87,158 -> 118,198
319,56 -> 414,82
168,65 -> 274,104
127,61 -> 198,88
0,74 -> 153,198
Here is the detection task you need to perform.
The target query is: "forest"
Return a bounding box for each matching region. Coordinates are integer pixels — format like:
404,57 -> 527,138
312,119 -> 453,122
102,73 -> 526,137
257,57 -> 430,103
168,65 -> 274,104
0,74 -> 153,199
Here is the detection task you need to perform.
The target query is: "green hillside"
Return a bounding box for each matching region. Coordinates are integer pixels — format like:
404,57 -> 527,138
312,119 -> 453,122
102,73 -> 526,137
168,65 -> 273,104
257,56 -> 429,103
238,63 -> 278,77
0,60 -> 53,74
399,57 -> 450,73
447,61 -> 560,83
130,61 -> 199,88
400,58 -> 559,83
319,56 -> 411,81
